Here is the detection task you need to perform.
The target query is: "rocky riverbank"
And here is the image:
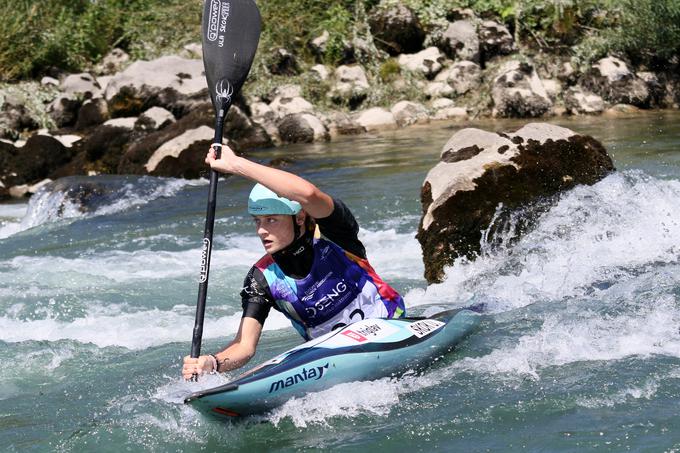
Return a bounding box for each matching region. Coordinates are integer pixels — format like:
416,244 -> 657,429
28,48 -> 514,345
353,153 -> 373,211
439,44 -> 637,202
1,4 -> 678,201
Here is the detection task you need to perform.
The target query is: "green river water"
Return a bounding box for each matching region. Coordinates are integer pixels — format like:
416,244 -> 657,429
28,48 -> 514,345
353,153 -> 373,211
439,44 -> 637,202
1,111 -> 680,452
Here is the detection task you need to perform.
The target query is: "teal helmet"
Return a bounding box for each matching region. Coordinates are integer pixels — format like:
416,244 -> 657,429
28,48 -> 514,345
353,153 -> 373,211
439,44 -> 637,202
248,183 -> 301,215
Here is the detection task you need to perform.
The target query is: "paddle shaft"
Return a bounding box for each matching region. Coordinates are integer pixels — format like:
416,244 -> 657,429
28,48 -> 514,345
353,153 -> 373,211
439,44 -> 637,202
191,104 -> 228,359
188,0 -> 261,378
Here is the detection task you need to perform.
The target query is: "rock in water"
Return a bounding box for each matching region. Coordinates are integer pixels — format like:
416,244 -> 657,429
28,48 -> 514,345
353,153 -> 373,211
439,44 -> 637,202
492,61 -> 552,117
580,57 -> 650,108
4,135 -> 71,186
278,113 -> 329,144
417,123 -> 615,283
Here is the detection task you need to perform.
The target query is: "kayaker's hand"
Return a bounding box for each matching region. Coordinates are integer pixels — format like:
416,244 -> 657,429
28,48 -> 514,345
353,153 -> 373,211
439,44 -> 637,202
182,355 -> 214,380
205,145 -> 238,174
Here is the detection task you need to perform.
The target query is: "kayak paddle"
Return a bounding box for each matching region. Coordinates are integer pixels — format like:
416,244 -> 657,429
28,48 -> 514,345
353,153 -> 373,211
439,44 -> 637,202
191,0 -> 261,377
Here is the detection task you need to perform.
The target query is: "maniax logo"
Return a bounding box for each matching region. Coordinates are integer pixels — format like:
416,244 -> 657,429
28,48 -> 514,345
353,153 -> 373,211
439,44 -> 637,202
215,79 -> 234,103
206,0 -> 221,42
198,238 -> 211,283
269,363 -> 329,393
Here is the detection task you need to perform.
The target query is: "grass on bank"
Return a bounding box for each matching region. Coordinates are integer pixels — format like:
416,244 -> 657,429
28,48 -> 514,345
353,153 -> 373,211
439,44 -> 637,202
0,0 -> 678,90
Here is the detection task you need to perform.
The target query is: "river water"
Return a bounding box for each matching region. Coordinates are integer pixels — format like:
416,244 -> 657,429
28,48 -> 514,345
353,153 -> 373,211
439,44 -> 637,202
1,112 -> 680,451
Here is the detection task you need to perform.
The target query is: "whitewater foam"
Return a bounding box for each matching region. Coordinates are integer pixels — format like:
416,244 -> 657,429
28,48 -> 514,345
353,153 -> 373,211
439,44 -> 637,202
359,227 -> 423,280
0,243 -> 262,288
13,176 -> 206,234
453,295 -> 680,379
0,302 -> 290,349
408,171 -> 680,312
575,380 -> 660,409
0,202 -> 28,239
266,373 -> 440,427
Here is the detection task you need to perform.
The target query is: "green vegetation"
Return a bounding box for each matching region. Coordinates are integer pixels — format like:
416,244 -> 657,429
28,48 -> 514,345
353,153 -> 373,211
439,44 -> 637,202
0,0 -> 202,81
0,0 -> 678,87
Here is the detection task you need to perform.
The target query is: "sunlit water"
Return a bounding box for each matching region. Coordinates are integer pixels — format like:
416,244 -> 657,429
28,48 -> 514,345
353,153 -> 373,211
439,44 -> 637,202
1,112 -> 680,451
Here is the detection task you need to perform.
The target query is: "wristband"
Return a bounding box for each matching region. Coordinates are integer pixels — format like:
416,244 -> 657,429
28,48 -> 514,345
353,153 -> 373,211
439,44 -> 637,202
208,354 -> 218,373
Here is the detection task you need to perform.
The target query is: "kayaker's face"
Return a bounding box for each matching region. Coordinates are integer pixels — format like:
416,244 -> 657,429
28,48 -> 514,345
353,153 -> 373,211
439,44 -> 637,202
253,214 -> 297,254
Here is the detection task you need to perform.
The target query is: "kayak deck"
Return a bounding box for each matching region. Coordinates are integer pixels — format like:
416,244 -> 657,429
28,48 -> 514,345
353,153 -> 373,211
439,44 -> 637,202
185,308 -> 480,417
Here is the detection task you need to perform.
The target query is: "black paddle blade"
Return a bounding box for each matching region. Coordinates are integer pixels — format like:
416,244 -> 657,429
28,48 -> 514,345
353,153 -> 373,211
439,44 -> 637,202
201,0 -> 261,114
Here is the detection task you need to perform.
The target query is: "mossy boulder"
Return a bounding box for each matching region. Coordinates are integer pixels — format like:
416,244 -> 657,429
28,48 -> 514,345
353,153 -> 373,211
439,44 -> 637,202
417,123 -> 615,283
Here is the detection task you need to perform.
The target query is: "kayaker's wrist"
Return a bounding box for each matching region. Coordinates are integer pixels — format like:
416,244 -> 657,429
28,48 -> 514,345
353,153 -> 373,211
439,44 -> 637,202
208,354 -> 219,373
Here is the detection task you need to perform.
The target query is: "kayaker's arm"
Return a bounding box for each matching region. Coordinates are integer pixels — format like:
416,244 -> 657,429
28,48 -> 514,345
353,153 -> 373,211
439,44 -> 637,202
205,146 -> 333,219
182,317 -> 262,379
213,317 -> 262,372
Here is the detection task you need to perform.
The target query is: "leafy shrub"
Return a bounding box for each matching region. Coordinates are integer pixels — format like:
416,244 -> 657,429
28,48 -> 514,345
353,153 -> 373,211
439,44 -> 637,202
606,0 -> 680,66
379,59 -> 401,82
318,5 -> 354,65
0,0 -> 201,82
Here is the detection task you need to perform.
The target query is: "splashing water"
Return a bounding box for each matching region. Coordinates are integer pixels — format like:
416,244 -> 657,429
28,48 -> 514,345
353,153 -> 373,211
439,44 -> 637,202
2,115 -> 680,451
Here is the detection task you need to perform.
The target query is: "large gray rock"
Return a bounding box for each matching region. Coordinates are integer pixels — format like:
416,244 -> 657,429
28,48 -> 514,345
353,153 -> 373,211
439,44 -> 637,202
564,86 -> 605,114
398,47 -> 446,79
542,79 -> 562,102
2,134 -> 72,187
478,20 -> 515,61
0,91 -> 39,139
637,71 -> 665,108
354,108 -> 397,131
434,61 -> 482,96
95,48 -> 130,75
310,64 -> 330,81
144,126 -> 215,175
224,105 -> 272,150
118,103 -> 269,177
430,98 -> 467,120
47,94 -> 82,128
278,113 -> 329,144
103,117 -> 137,130
0,141 -> 17,187
323,111 -> 366,137
104,56 -> 206,117
134,106 -> 175,131
425,81 -> 454,98
492,60 -> 552,117
391,101 -> 429,127
417,123 -> 615,283
438,20 -> 480,63
368,4 -> 425,56
121,126 -> 213,178
330,65 -> 370,107
269,96 -> 314,120
51,125 -> 137,177
75,97 -> 110,130
61,73 -> 101,99
581,57 -> 650,107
